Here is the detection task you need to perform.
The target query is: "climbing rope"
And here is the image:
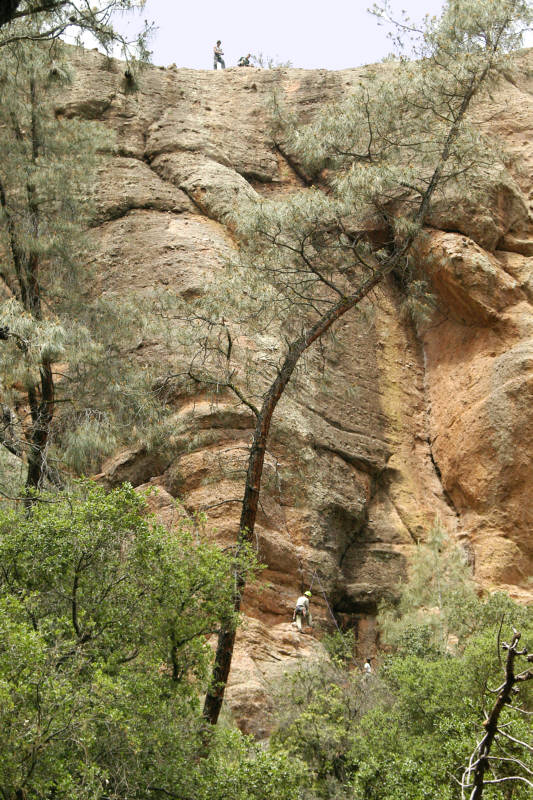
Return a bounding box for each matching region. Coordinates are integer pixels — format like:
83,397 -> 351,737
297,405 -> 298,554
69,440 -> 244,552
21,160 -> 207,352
306,568 -> 342,632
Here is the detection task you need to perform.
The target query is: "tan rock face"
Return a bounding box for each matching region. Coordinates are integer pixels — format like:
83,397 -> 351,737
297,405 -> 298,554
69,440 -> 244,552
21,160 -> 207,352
62,47 -> 533,736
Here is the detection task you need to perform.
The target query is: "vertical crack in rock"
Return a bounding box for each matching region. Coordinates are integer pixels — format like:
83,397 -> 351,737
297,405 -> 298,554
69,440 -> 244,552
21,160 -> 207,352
338,504 -> 370,567
75,47 -> 533,734
426,436 -> 460,521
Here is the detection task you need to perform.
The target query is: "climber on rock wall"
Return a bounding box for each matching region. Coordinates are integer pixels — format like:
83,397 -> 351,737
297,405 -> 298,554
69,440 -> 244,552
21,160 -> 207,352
292,590 -> 312,630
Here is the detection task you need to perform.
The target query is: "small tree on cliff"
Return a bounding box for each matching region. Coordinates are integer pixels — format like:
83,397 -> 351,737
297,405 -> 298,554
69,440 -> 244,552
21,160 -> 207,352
159,0 -> 532,725
0,2 -> 156,496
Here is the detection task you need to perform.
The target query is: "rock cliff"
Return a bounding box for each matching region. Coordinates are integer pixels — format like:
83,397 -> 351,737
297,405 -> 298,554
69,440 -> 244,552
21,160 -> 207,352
61,48 -> 532,735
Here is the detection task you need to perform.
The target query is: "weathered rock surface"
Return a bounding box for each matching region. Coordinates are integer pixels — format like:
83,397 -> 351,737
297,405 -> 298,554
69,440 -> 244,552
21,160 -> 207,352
63,47 -> 532,736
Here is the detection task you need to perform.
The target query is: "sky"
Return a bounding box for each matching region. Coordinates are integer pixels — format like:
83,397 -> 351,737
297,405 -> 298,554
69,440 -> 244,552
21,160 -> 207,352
112,0 -> 452,71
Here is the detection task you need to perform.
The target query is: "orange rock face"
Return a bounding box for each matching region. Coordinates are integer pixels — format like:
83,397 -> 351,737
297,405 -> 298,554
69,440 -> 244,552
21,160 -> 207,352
63,48 -> 532,734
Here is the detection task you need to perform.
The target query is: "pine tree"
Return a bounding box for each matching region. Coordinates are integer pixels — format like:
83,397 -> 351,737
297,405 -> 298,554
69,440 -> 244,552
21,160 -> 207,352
0,40 -> 158,496
157,0 -> 533,725
0,1 -> 151,58
378,520 -> 480,656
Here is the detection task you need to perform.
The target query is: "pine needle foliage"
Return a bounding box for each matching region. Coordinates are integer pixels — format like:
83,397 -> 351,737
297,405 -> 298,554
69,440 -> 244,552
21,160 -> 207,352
163,0 -> 532,725
379,520 -> 480,656
379,520 -> 533,662
0,1 -> 152,60
0,41 -> 161,493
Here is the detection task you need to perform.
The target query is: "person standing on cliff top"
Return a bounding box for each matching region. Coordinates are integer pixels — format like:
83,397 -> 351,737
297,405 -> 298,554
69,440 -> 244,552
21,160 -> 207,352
213,40 -> 225,70
292,591 -> 312,631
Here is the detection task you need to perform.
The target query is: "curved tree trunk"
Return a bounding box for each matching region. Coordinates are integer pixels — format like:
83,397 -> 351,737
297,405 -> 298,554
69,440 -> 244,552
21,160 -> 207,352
201,45 -> 496,722
202,268 -> 393,725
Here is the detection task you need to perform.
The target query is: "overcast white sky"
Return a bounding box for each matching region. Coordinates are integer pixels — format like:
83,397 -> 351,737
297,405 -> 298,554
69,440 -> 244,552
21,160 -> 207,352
114,0 -> 451,70
109,0 -> 533,70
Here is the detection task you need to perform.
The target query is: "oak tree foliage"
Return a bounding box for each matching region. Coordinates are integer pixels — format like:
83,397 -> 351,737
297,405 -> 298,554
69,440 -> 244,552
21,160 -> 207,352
0,481 -> 290,800
272,528 -> 532,800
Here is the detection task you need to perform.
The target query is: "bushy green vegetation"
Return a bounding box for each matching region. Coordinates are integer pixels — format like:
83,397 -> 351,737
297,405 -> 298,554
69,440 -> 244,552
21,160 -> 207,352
272,528 -> 533,800
0,482 -> 304,800
2,489 -> 529,800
